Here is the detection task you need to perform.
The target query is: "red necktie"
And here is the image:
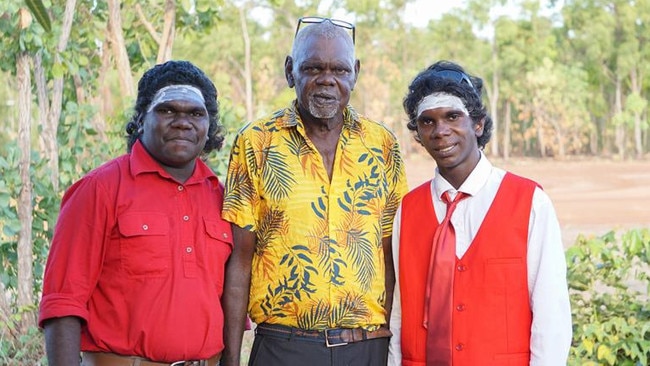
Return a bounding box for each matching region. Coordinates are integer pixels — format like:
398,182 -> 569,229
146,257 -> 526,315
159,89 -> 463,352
424,191 -> 468,366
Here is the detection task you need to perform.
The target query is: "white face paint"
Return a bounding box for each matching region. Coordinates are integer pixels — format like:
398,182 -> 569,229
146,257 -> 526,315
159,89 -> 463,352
147,84 -> 205,113
416,92 -> 469,118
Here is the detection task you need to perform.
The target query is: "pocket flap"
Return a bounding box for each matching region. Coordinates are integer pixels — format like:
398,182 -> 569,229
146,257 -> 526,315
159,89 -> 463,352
118,212 -> 169,237
204,218 -> 233,247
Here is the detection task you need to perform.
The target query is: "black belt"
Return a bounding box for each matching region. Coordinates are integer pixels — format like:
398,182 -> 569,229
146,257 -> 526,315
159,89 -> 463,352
255,323 -> 392,348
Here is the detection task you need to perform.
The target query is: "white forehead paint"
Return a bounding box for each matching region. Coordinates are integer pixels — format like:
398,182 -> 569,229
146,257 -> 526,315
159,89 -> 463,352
416,92 -> 469,118
147,84 -> 205,113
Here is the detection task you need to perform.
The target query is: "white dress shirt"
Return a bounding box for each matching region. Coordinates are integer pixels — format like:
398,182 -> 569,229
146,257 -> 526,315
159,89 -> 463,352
388,153 -> 572,366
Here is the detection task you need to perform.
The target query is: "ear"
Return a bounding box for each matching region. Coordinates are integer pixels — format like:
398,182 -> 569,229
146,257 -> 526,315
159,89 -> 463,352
352,59 -> 361,89
474,117 -> 485,137
285,56 -> 295,88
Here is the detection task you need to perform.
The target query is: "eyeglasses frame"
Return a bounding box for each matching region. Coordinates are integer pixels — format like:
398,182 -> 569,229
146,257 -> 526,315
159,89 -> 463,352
295,16 -> 356,44
430,69 -> 475,90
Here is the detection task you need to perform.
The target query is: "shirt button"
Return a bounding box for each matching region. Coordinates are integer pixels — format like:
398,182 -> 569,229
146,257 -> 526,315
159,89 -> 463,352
186,247 -> 192,253
178,185 -> 184,191
142,224 -> 149,230
456,304 -> 466,311
183,215 -> 190,221
455,343 -> 465,351
457,264 -> 467,272
222,232 -> 228,239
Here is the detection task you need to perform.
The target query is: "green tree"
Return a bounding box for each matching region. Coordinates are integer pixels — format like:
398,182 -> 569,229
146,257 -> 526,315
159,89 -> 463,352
561,0 -> 650,158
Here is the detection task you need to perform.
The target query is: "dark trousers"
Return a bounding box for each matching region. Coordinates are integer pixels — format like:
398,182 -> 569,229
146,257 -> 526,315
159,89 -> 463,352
247,332 -> 389,366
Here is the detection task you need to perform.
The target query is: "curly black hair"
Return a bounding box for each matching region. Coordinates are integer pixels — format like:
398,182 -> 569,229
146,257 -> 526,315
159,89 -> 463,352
403,60 -> 493,148
125,60 -> 224,154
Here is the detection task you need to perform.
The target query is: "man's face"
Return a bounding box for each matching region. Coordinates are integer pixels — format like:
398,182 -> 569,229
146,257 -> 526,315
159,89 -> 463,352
287,34 -> 359,121
416,106 -> 483,179
140,86 -> 209,171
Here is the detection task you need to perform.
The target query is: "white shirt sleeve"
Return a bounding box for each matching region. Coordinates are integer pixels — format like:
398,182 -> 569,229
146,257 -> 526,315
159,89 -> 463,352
387,205 -> 402,366
527,187 -> 573,366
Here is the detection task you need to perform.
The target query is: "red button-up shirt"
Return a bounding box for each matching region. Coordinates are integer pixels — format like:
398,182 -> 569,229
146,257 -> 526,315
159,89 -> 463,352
39,140 -> 232,362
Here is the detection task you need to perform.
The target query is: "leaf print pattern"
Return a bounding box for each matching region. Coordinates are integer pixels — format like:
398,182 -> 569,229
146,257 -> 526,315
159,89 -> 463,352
222,102 -> 408,330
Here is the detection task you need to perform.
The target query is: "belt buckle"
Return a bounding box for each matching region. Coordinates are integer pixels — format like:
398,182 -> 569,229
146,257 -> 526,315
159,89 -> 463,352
170,361 -> 203,366
324,329 -> 348,348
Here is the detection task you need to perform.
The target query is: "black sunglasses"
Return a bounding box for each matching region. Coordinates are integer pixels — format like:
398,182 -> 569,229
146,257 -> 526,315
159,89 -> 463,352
295,16 -> 356,44
430,69 -> 475,90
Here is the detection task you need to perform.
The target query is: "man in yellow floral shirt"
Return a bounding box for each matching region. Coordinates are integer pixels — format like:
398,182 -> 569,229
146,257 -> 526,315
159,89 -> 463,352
221,16 -> 408,366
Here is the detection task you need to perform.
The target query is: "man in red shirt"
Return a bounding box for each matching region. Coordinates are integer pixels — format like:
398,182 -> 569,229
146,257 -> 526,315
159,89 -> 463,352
39,60 -> 231,366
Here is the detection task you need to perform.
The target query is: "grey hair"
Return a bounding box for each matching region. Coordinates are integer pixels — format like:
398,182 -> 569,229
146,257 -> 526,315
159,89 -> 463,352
291,21 -> 355,70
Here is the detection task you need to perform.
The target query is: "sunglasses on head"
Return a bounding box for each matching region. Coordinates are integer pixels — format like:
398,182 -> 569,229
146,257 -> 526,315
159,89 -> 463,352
295,16 -> 356,44
430,69 -> 475,90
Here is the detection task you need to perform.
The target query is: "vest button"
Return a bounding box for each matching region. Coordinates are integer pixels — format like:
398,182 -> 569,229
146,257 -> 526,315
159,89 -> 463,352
456,304 -> 466,311
456,264 -> 467,272
455,343 -> 465,351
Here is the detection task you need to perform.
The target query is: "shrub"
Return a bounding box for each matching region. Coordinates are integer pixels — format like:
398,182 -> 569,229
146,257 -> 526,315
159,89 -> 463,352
567,228 -> 650,365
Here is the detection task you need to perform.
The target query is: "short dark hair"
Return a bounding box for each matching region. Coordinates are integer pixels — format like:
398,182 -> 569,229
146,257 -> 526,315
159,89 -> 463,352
125,60 -> 224,154
403,60 -> 493,148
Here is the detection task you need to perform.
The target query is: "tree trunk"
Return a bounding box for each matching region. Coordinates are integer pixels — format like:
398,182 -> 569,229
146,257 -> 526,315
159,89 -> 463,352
556,128 -> 565,158
34,52 -> 50,153
38,0 -> 77,192
107,0 -> 135,98
537,126 -> 546,157
629,68 -> 643,159
94,39 -> 113,140
0,282 -> 17,339
504,101 -> 511,160
156,0 -> 176,64
549,113 -> 565,158
634,113 -> 642,158
533,102 -> 546,158
16,51 -> 35,333
240,6 -> 253,122
489,38 -> 499,157
614,76 -> 625,159
590,122 -> 598,155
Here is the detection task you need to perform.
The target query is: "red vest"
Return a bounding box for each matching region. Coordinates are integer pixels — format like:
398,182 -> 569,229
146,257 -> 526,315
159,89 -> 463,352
399,173 -> 536,366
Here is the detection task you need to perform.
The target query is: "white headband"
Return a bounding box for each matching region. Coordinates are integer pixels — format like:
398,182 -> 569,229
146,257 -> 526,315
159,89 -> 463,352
147,84 -> 205,113
416,92 -> 469,118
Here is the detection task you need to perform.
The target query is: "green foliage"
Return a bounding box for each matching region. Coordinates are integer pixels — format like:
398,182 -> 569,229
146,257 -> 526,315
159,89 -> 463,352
0,322 -> 45,365
24,0 -> 51,32
0,141 -> 57,294
205,97 -> 242,179
567,229 -> 650,365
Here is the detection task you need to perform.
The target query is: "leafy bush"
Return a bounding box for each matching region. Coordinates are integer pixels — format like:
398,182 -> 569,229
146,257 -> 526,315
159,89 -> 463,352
0,315 -> 45,365
567,228 -> 650,365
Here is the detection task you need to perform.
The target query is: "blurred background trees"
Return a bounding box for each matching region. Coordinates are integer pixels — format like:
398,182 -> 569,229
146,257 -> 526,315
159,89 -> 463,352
0,0 -> 648,364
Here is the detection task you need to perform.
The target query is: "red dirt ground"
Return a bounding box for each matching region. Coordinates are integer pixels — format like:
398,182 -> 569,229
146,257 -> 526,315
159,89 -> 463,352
403,153 -> 650,247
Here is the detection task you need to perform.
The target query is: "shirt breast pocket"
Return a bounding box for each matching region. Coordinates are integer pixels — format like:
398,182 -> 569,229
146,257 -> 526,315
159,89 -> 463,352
203,218 -> 233,289
118,212 -> 170,277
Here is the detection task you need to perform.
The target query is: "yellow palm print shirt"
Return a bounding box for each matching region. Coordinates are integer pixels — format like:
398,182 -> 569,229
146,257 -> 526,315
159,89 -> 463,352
223,101 -> 408,330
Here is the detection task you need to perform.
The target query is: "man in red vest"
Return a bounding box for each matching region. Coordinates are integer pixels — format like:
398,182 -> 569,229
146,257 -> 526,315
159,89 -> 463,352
388,61 -> 572,366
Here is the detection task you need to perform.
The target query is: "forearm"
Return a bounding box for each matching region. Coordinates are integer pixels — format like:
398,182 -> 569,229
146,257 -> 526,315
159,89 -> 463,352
222,267 -> 251,365
221,225 -> 255,366
43,316 -> 82,366
382,236 -> 395,325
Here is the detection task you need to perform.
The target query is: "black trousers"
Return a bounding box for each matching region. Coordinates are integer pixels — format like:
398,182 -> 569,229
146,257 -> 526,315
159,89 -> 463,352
247,332 -> 389,366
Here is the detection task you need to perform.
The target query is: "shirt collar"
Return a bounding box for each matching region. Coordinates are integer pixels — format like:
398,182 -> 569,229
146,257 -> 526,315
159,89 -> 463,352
275,100 -> 360,130
129,139 -> 217,184
433,150 -> 492,200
